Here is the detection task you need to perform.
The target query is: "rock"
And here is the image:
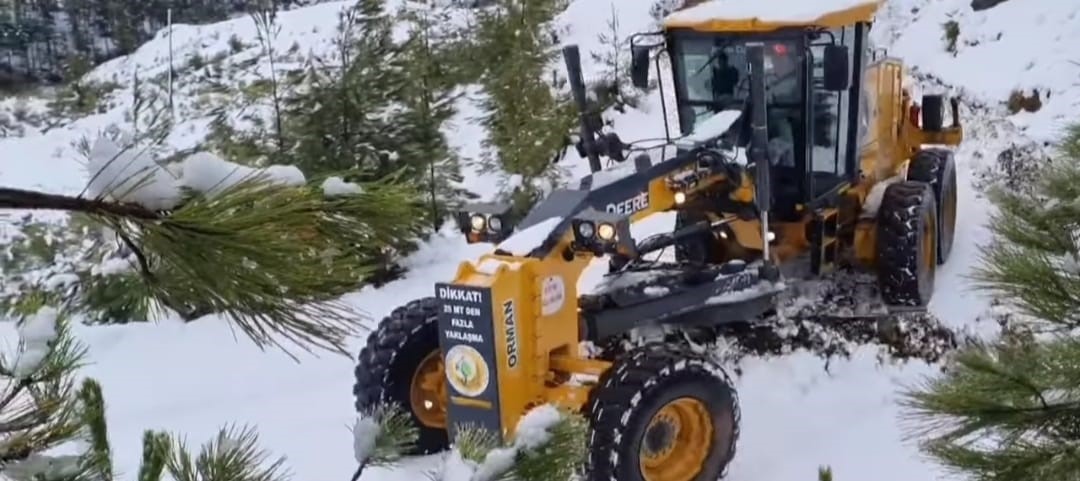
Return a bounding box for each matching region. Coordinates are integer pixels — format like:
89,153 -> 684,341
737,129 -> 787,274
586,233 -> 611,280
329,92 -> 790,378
971,0 -> 1011,12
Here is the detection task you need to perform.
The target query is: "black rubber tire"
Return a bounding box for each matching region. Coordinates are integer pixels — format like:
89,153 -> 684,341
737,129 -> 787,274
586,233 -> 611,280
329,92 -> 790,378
353,297 -> 449,455
907,149 -> 958,264
674,210 -> 723,264
876,181 -> 938,307
584,343 -> 740,481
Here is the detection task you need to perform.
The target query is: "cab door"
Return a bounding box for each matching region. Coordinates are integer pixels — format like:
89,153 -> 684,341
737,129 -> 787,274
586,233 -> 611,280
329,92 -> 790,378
806,26 -> 859,201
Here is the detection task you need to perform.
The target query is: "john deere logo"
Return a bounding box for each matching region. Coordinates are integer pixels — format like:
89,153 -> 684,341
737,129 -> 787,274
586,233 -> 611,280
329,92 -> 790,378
445,344 -> 490,397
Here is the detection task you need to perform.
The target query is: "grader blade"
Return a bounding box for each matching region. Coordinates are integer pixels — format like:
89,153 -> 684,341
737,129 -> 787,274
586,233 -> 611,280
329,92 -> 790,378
713,271 -> 959,365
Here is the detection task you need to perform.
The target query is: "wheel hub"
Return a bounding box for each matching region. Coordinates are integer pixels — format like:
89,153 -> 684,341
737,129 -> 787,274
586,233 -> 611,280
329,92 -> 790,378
643,414 -> 678,461
638,398 -> 714,481
409,350 -> 448,428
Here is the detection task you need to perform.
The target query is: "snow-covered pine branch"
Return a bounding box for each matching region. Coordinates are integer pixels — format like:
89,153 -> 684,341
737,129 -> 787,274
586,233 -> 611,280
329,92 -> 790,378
1,373 -> 295,481
1,130 -> 429,355
434,405 -> 587,481
350,403 -> 421,480
0,306 -> 87,479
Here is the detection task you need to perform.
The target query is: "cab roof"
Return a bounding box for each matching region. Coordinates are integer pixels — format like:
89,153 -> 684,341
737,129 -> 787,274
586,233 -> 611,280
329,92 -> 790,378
663,0 -> 882,33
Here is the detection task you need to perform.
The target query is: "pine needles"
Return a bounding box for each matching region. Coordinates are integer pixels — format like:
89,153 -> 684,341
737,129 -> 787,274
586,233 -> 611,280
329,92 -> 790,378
900,122 -> 1080,481
1,167 -> 428,356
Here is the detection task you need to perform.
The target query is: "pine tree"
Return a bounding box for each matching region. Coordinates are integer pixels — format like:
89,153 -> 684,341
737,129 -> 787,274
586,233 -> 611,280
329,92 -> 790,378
251,2 -> 286,156
393,0 -> 472,231
472,0 -> 576,216
284,0 -> 405,177
272,0 -> 438,280
590,4 -> 641,114
900,123 -> 1080,481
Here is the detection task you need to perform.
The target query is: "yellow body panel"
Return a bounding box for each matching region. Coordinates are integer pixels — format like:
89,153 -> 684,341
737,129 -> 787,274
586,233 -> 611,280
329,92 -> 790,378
663,0 -> 882,32
448,173 -> 692,437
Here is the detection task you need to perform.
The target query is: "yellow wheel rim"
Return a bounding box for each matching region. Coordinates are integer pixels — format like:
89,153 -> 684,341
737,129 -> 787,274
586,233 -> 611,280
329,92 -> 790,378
409,350 -> 448,429
639,398 -> 714,481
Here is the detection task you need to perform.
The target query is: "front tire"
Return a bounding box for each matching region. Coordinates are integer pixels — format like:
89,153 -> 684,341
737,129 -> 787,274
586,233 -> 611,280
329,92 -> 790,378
585,343 -> 740,481
354,297 -> 450,455
876,181 -> 938,307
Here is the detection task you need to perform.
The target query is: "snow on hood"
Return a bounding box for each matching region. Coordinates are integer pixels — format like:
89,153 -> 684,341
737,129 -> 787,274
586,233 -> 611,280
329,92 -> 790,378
678,109 -> 744,146
495,217 -> 564,256
665,0 -> 879,26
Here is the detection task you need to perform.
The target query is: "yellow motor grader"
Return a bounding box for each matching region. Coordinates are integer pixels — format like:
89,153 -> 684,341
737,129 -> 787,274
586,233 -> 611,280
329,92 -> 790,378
354,1 -> 962,480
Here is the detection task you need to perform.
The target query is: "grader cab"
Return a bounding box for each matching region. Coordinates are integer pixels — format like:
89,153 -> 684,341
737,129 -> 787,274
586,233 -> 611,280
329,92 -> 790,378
354,1 -> 963,480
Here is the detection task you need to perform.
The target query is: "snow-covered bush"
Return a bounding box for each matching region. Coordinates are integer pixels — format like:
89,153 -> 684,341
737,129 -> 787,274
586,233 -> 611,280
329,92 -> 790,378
350,404 -> 587,481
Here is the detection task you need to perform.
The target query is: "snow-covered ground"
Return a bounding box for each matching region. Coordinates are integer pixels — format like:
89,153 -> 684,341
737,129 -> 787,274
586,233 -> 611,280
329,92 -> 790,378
1,0 -> 1077,479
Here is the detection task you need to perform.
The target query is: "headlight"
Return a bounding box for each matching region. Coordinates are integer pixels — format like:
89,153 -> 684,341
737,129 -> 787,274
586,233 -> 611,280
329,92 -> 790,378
570,208 -> 636,258
577,221 -> 595,238
455,202 -> 515,244
597,222 -> 617,241
470,214 -> 486,231
674,191 -> 686,205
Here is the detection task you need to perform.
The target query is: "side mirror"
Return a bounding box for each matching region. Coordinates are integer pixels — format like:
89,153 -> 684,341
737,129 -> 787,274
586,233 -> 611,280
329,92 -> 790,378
630,46 -> 651,89
823,44 -> 850,91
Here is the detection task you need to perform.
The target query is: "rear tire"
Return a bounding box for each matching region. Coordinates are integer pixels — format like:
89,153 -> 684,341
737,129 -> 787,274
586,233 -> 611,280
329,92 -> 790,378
354,297 -> 450,455
876,181 -> 938,307
908,149 -> 957,264
585,343 -> 740,481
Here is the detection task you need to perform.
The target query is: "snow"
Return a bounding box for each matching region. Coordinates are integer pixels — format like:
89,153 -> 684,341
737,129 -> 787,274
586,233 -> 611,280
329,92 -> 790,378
455,404 -> 566,481
178,151 -> 306,197
678,109 -> 743,145
1,454 -> 84,481
664,0 -> 880,26
885,0 -> 1080,142
860,174 -> 903,218
706,279 -> 786,305
511,404 -> 563,448
586,160 -> 638,190
92,257 -> 135,276
494,217 -> 564,256
11,307 -> 60,378
0,0 -> 1075,479
352,417 -> 380,466
322,176 -> 364,197
84,139 -> 308,211
85,136 -> 182,211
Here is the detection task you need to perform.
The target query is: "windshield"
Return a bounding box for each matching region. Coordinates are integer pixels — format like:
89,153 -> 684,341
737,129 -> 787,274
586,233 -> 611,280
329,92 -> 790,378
672,35 -> 802,137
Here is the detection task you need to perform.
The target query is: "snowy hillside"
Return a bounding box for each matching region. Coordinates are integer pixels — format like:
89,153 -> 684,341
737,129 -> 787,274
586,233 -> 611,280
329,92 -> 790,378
0,0 -> 1077,479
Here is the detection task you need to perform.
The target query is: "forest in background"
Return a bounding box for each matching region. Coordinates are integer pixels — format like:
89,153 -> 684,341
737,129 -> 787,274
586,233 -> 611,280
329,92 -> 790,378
0,0 -> 326,87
